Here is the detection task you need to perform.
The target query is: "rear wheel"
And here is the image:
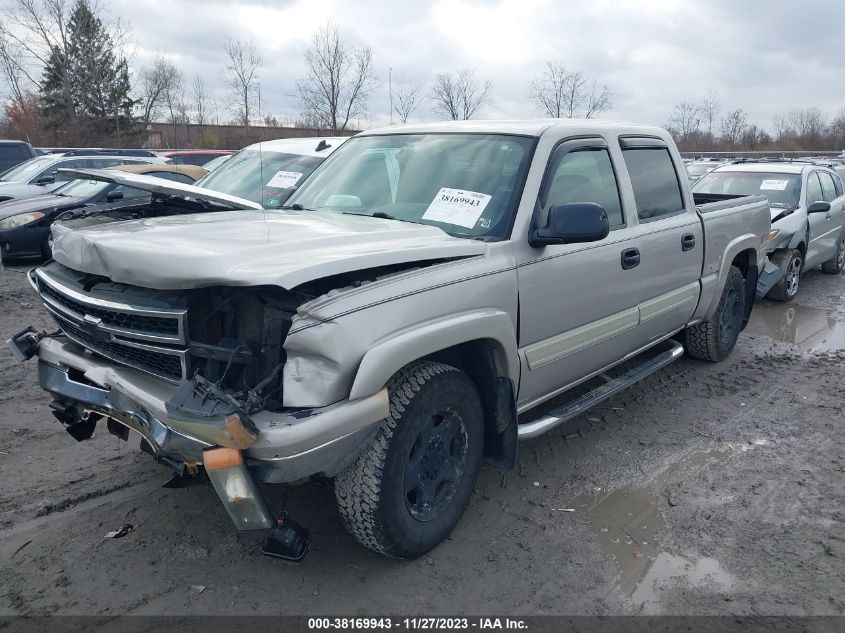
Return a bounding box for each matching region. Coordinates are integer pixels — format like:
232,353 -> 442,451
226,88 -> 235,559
684,265 -> 745,362
821,234 -> 845,274
768,249 -> 802,302
334,361 -> 484,559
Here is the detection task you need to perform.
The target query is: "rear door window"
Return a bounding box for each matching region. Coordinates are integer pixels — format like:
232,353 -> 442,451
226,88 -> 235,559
622,148 -> 685,221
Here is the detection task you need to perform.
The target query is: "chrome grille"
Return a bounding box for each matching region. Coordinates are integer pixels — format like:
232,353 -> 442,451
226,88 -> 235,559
51,313 -> 185,382
34,269 -> 188,383
40,283 -> 179,337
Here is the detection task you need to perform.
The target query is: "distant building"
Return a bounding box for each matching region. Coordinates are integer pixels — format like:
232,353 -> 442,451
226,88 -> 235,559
144,122 -> 357,150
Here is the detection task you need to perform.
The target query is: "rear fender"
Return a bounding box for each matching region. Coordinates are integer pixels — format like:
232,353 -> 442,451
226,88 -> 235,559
696,235 -> 760,322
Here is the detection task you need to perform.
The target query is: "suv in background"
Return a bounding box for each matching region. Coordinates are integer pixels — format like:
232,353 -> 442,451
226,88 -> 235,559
686,158 -> 726,184
693,161 -> 845,300
0,154 -> 164,202
0,140 -> 37,175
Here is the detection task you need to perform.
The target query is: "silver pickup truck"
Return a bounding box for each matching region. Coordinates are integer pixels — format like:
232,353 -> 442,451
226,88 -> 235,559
7,120 -> 771,559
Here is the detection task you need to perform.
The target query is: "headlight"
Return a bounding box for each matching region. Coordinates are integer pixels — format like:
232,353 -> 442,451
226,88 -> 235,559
0,211 -> 45,230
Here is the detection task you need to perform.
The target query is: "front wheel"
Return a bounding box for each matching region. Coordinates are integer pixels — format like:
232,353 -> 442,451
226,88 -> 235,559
821,234 -> 845,274
684,265 -> 745,362
768,249 -> 802,301
334,360 -> 484,559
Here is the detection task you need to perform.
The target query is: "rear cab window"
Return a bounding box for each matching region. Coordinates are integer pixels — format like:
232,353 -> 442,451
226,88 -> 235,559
620,142 -> 685,221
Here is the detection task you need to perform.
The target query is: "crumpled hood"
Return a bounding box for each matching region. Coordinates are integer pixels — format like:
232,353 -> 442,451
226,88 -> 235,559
51,209 -> 487,290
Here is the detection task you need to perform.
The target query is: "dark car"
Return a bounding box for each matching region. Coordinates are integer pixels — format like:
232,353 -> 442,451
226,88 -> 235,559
0,140 -> 37,175
161,150 -> 233,166
0,164 -> 207,261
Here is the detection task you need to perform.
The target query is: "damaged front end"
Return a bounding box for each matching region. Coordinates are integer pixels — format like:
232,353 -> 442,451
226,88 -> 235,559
10,261 -> 390,537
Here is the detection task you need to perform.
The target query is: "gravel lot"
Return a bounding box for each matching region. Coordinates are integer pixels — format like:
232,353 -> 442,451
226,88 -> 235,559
0,260 -> 843,616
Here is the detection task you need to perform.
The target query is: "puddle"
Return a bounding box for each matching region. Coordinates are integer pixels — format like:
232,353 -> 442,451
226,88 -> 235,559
572,449 -> 736,612
745,302 -> 845,352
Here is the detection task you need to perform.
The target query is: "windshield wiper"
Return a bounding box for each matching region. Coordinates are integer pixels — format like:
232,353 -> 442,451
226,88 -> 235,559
342,210 -> 400,221
278,203 -> 317,211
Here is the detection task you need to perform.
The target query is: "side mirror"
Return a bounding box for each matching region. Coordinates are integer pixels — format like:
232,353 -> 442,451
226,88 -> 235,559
807,201 -> 830,214
530,202 -> 610,247
106,190 -> 123,202
34,175 -> 55,185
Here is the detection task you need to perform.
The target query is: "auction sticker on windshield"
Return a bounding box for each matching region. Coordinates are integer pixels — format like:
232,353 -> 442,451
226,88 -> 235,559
266,170 -> 303,189
422,188 -> 491,228
760,179 -> 790,191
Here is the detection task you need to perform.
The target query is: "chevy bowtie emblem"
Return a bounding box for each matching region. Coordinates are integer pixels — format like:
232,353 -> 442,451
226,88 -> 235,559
80,314 -> 110,342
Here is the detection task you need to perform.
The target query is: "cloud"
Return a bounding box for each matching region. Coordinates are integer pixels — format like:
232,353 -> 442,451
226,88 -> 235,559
8,0 -> 843,131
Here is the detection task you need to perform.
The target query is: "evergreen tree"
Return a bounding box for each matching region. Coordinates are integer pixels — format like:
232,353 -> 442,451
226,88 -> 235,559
38,0 -> 136,144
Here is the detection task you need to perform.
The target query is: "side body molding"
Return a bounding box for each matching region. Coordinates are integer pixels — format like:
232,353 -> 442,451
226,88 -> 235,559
348,310 -> 519,400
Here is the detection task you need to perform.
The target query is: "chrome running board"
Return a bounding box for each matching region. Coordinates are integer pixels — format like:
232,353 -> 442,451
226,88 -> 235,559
518,339 -> 685,440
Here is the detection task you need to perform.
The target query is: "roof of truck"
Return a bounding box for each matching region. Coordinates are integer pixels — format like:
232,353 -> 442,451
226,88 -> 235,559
359,119 -> 665,138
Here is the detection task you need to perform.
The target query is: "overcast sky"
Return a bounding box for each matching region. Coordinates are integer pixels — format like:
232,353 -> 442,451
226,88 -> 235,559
63,0 -> 845,129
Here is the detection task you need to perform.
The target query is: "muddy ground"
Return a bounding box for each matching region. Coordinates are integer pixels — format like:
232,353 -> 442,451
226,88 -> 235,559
0,261 -> 842,617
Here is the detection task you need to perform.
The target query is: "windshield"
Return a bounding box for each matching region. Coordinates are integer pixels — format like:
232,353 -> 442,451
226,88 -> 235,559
693,170 -> 802,210
687,163 -> 720,177
54,178 -> 112,198
0,156 -> 56,182
196,149 -> 324,207
286,133 -> 535,240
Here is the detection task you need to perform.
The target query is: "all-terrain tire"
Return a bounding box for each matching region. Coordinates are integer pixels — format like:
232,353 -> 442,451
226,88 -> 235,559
768,249 -> 802,301
821,234 -> 845,274
684,265 -> 745,362
334,360 -> 484,559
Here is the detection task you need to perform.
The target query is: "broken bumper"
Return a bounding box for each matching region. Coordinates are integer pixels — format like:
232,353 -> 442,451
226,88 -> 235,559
32,336 -> 389,483
756,257 -> 786,300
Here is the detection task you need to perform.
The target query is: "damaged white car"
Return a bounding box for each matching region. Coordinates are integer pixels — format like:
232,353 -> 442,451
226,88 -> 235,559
8,120 -> 771,559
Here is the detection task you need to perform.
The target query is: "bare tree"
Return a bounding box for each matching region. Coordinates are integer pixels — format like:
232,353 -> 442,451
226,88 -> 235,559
0,31 -> 28,106
191,74 -> 209,127
224,38 -> 261,127
528,62 -> 569,118
392,78 -> 425,124
720,108 -> 748,146
431,69 -> 491,120
296,22 -> 377,132
831,108 -> 845,151
529,62 -> 611,119
666,101 -> 702,142
584,79 -> 613,119
162,68 -> 184,147
791,107 -> 826,143
701,88 -> 720,139
138,54 -> 179,130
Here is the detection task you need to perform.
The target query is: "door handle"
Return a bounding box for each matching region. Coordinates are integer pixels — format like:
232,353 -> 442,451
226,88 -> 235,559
621,247 -> 640,270
682,233 -> 696,251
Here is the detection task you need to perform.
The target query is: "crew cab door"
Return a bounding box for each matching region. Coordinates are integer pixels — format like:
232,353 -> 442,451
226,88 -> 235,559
616,138 -> 703,346
514,137 -> 644,409
805,170 -> 845,269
